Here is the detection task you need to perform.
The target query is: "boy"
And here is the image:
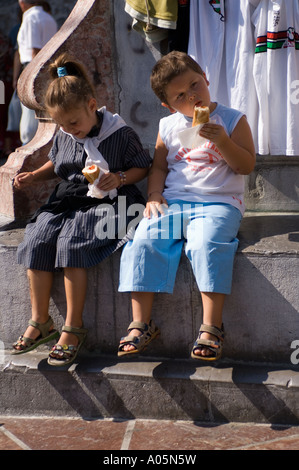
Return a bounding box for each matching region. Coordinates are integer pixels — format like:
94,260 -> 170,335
118,51 -> 256,360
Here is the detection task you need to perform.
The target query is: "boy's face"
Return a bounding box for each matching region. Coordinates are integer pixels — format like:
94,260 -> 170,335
162,68 -> 211,118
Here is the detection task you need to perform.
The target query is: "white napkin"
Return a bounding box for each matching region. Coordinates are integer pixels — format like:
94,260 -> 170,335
178,124 -> 207,149
85,165 -> 112,200
62,107 -> 126,199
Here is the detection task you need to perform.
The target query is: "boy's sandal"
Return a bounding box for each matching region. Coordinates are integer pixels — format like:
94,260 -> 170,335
118,320 -> 160,357
47,325 -> 88,367
191,324 -> 224,361
12,316 -> 59,355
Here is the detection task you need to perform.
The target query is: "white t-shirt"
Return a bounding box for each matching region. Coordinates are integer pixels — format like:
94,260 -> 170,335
252,0 -> 299,156
188,0 -> 258,151
17,6 -> 57,64
160,103 -> 246,214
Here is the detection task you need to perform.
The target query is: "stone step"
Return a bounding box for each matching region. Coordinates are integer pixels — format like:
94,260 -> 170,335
0,212 -> 298,425
244,156 -> 299,212
1,352 -> 298,425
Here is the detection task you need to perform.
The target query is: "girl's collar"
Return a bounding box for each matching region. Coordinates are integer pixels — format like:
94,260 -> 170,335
86,110 -> 104,138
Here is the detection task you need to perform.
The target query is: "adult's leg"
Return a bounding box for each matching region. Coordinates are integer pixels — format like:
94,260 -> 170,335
19,104 -> 38,145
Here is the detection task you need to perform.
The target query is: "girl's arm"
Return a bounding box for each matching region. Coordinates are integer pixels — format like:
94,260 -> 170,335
13,160 -> 56,189
144,132 -> 169,219
98,167 -> 149,192
199,116 -> 256,175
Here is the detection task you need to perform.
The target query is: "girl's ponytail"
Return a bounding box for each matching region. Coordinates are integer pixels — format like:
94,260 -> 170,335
45,53 -> 96,111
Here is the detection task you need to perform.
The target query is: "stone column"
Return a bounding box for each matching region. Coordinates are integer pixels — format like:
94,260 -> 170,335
0,0 -> 116,219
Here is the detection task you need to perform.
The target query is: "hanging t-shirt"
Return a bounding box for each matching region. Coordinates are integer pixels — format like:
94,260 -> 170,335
188,0 -> 258,150
224,0 -> 258,148
252,0 -> 299,155
159,103 -> 246,214
188,1 -> 225,102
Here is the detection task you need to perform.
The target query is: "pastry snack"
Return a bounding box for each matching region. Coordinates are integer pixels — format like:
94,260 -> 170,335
82,164 -> 100,184
192,106 -> 210,127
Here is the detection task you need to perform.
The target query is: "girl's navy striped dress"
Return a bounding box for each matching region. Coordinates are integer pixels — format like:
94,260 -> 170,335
17,111 -> 151,272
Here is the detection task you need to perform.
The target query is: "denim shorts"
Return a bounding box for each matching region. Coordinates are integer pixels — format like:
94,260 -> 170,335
118,200 -> 242,295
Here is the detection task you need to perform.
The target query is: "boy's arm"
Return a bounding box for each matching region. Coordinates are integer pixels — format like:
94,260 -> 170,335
144,132 -> 169,218
200,116 -> 256,175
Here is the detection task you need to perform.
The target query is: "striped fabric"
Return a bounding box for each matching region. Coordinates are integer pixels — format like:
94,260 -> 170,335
17,125 -> 151,271
255,30 -> 299,53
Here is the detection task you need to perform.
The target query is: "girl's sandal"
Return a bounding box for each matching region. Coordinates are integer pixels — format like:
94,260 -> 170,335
191,324 -> 224,361
12,316 -> 59,355
47,325 -> 88,367
118,320 -> 160,357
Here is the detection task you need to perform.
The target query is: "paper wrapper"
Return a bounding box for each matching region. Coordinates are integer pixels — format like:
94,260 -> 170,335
178,123 -> 208,149
87,167 -> 117,200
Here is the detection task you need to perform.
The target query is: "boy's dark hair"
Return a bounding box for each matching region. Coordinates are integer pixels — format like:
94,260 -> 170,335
150,51 -> 204,105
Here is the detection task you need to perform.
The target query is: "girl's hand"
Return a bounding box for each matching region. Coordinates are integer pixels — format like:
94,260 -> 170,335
199,123 -> 228,147
144,192 -> 168,219
96,172 -> 120,191
13,172 -> 35,189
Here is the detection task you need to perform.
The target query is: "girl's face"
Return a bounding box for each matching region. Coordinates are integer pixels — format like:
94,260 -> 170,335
48,98 -> 98,139
162,68 -> 212,118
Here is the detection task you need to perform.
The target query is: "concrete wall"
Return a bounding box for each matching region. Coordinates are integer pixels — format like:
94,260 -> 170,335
113,3 -> 168,153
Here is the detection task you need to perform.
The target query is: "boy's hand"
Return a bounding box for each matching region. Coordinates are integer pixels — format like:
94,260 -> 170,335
199,123 -> 228,147
144,192 -> 168,219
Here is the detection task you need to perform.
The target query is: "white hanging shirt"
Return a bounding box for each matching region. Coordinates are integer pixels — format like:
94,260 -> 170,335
252,0 -> 299,155
188,0 -> 259,151
188,0 -> 225,102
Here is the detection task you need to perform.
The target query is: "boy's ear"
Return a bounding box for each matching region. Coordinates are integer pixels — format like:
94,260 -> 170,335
203,72 -> 210,86
162,102 -> 176,114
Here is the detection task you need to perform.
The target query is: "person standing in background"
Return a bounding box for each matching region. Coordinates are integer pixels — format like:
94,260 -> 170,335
16,0 -> 57,145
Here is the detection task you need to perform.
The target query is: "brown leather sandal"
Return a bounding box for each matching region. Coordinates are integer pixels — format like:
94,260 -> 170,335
191,324 -> 224,361
118,320 -> 160,357
47,325 -> 88,367
12,316 -> 59,355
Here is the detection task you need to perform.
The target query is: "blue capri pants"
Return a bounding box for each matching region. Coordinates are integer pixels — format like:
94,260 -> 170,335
118,200 -> 242,295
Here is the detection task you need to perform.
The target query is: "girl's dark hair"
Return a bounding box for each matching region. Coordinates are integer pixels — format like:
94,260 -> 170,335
150,51 -> 204,105
45,53 -> 96,111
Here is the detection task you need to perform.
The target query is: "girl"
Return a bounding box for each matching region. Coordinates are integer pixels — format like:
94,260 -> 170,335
12,53 -> 151,366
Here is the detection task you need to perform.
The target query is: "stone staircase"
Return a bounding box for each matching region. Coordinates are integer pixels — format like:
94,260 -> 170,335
0,158 -> 299,425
